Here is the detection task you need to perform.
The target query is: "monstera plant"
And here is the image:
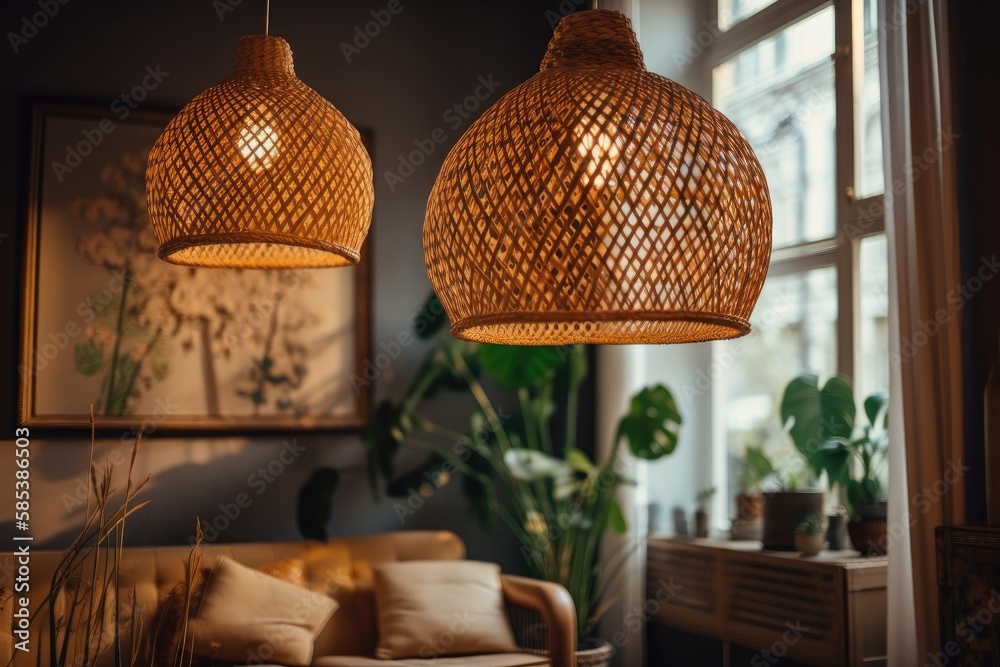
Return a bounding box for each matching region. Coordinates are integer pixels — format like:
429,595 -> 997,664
780,374 -> 889,554
362,293 -> 682,640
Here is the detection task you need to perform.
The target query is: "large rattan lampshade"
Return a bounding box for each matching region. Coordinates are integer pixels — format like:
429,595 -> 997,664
147,35 -> 373,268
423,10 -> 772,344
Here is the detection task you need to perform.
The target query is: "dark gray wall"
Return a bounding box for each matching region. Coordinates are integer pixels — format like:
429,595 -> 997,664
0,0 -> 568,572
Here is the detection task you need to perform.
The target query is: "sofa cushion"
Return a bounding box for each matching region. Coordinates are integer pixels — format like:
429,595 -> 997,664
188,556 -> 338,667
312,653 -> 550,667
154,556 -> 311,667
372,561 -> 519,660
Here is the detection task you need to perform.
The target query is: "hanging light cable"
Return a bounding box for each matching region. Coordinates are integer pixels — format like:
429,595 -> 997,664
146,0 -> 373,269
423,9 -> 772,344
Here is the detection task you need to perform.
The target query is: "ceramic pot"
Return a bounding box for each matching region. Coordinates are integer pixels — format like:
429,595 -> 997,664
761,491 -> 825,550
794,530 -> 825,556
736,493 -> 764,521
695,509 -> 711,537
848,519 -> 888,556
576,638 -> 614,667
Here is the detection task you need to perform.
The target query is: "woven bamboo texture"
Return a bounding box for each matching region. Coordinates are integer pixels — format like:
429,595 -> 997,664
147,35 -> 373,268
423,10 -> 772,344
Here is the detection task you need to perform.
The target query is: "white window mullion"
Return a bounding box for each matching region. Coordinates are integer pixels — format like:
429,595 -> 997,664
706,0 -> 831,68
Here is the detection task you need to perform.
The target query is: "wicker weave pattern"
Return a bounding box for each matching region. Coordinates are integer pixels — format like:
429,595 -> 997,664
423,10 -> 772,344
147,35 -> 374,268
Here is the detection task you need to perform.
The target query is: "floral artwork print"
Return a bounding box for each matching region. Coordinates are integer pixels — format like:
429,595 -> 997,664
21,105 -> 366,431
71,149 -> 328,417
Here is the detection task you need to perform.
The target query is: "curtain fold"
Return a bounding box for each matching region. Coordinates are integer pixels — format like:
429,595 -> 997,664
592,9 -> 647,667
883,0 -> 963,661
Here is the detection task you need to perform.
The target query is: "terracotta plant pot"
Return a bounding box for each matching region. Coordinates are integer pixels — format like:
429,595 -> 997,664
794,530 -> 825,556
848,519 -> 888,556
761,491 -> 825,550
736,493 -> 764,521
576,638 -> 614,667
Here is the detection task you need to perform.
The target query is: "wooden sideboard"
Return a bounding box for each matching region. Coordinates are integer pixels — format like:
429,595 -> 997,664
646,536 -> 887,666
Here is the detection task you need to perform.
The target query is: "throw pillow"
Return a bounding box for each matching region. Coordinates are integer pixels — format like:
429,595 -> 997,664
153,555 -> 317,667
185,556 -> 337,667
373,560 -> 518,659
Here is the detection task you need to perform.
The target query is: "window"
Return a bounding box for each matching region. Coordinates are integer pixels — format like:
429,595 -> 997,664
711,0 -> 890,510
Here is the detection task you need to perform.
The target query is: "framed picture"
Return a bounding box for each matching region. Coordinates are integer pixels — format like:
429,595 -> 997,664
18,101 -> 372,434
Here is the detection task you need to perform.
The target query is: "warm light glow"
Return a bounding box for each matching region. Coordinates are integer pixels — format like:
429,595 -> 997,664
238,119 -> 280,172
145,35 -> 374,269
422,10 -> 772,345
577,128 -> 621,188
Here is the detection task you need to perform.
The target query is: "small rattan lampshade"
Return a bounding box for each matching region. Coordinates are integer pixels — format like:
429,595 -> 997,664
423,10 -> 772,344
147,35 -> 373,268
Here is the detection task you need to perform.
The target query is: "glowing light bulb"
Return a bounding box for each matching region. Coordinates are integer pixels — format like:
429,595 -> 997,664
238,118 -> 280,171
577,130 -> 621,188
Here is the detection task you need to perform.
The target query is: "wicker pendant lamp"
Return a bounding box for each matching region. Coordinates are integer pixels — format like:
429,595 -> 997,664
146,25 -> 373,268
423,9 -> 772,344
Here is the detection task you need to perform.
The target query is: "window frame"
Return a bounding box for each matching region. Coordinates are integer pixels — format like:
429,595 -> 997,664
706,0 -> 888,513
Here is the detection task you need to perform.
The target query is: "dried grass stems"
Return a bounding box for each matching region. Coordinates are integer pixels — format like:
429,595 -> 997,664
12,407 -> 150,667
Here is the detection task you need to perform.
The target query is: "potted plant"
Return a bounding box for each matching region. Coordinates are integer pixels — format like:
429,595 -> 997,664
735,446 -> 769,522
363,294 -> 683,665
742,439 -> 824,551
695,487 -> 715,537
781,374 -> 889,556
794,514 -> 826,556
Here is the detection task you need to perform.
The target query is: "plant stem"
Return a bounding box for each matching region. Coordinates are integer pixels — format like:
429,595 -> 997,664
517,387 -> 541,451
103,269 -> 132,415
448,347 -> 514,452
565,376 -> 579,453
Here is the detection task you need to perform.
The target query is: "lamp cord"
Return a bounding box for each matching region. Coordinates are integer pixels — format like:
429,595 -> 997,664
265,0 -> 270,35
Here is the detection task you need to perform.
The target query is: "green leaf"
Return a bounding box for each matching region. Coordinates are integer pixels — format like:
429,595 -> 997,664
74,340 -> 104,377
477,345 -> 563,390
413,291 -> 450,340
617,385 -> 682,460
607,500 -> 627,533
742,446 -> 776,490
780,374 -> 856,474
566,448 -> 595,474
820,377 -> 856,439
363,400 -> 408,498
816,438 -> 852,488
846,477 -> 884,517
864,392 -> 889,429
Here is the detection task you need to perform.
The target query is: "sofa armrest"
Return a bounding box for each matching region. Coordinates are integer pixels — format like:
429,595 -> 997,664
501,575 -> 576,667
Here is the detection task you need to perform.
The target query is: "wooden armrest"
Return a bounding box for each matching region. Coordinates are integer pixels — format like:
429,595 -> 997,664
501,574 -> 576,667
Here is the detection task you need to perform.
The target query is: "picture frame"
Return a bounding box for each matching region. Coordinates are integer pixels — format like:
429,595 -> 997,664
18,101 -> 373,434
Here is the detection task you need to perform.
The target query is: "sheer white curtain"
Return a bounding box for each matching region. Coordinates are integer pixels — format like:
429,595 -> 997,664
596,345 -> 649,667
882,0 -> 963,662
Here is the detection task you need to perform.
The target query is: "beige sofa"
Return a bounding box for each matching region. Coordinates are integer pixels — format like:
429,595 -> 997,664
0,531 -> 576,667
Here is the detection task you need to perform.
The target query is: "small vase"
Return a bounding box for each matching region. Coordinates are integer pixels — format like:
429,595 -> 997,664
794,531 -> 825,556
826,507 -> 849,550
